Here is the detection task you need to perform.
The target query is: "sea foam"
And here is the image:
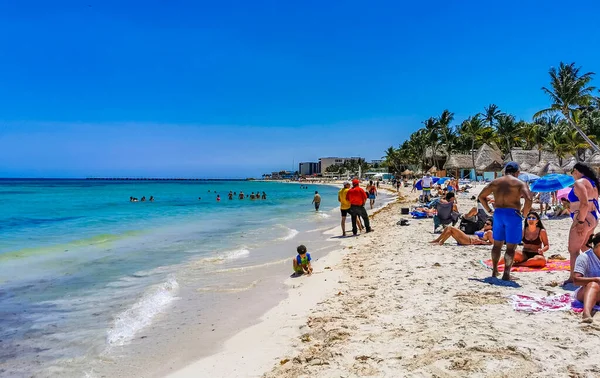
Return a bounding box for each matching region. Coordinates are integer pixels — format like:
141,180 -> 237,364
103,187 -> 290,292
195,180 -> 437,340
107,278 -> 179,346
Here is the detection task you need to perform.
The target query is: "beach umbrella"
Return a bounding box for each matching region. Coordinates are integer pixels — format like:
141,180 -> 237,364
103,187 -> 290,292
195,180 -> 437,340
518,172 -> 540,183
556,187 -> 571,201
436,177 -> 452,185
415,177 -> 440,190
529,173 -> 575,193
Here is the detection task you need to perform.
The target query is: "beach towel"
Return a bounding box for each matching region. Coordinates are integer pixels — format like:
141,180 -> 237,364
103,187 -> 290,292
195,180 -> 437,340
410,211 -> 430,218
508,293 -> 600,313
480,259 -> 570,272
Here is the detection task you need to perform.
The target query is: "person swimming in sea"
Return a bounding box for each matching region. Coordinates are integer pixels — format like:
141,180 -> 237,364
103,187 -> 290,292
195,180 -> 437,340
239,191 -> 244,199
141,196 -> 146,202
149,196 -> 154,202
262,191 -> 267,200
216,195 -> 221,202
228,191 -> 233,200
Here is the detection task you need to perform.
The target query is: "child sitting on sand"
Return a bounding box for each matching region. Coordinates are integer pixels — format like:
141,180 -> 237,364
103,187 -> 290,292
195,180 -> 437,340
293,245 -> 313,276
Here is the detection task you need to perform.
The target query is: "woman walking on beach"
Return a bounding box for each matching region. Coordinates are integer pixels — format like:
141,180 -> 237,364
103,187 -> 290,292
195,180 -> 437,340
367,180 -> 377,209
566,163 -> 600,284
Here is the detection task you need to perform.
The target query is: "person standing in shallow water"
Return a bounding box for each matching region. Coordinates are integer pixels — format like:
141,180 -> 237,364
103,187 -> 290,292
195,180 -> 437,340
338,181 -> 352,236
479,162 -> 533,281
312,191 -> 321,211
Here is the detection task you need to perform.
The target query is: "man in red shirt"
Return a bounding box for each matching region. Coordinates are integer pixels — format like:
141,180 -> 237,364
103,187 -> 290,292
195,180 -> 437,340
346,179 -> 372,235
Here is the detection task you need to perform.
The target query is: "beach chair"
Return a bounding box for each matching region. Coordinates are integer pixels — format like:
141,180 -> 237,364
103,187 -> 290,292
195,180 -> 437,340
433,202 -> 460,232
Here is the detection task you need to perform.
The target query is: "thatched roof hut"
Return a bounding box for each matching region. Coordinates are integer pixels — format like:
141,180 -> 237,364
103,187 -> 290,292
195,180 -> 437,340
506,148 -> 565,167
401,169 -> 413,176
444,155 -> 474,170
475,143 -> 503,172
538,161 -> 563,176
428,166 -> 438,173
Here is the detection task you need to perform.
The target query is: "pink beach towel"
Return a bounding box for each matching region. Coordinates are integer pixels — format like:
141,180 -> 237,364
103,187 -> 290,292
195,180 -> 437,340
480,259 -> 570,272
508,293 -> 600,313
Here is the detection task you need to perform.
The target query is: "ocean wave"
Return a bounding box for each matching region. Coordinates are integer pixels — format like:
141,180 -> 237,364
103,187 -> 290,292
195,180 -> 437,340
196,279 -> 260,293
316,212 -> 331,218
279,227 -> 299,241
222,247 -> 250,260
106,278 -> 179,346
213,258 -> 289,273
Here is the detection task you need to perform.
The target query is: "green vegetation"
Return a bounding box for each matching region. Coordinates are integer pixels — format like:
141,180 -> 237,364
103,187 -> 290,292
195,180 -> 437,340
383,62 -> 600,174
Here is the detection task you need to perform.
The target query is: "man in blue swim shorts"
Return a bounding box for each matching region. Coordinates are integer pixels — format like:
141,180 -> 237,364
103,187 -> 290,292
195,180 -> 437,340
479,162 -> 533,281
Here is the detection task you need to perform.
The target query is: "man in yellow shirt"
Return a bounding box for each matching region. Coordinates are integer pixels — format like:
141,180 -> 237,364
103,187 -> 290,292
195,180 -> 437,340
338,181 -> 352,236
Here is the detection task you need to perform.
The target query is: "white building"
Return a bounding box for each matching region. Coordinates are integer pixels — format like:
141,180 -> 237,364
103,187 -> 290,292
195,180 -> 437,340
319,157 -> 362,177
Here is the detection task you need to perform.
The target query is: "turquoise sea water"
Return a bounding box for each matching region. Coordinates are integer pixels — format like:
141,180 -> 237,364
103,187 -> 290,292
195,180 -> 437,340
0,179 -> 364,377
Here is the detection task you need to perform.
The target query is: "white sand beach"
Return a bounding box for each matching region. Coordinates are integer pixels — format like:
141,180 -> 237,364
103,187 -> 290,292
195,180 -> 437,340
170,184 -> 600,378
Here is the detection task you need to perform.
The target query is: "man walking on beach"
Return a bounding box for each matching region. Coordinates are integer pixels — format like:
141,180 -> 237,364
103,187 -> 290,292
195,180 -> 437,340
312,191 -> 321,211
338,181 -> 351,236
346,179 -> 372,235
479,162 -> 532,281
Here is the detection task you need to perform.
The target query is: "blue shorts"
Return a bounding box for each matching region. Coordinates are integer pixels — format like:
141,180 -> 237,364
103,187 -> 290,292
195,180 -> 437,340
369,194 -> 376,199
492,208 -> 523,245
447,186 -> 454,192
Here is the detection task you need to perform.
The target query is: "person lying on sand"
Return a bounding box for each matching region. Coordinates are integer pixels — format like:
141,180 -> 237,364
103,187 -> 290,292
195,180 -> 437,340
429,219 -> 494,245
573,232 -> 600,323
293,245 -> 313,276
498,211 -> 549,268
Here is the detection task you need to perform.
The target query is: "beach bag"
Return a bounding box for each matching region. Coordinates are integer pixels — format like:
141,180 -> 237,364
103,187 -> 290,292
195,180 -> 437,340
459,217 -> 483,235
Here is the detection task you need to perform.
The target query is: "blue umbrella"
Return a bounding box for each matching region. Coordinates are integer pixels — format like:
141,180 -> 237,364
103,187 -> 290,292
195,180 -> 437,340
529,174 -> 575,193
518,172 -> 540,183
436,177 -> 452,185
415,177 -> 440,190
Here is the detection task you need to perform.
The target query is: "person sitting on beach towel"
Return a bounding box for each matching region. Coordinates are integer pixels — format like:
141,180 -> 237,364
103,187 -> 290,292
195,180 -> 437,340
430,219 -> 493,245
498,211 -> 549,269
292,245 -> 313,276
552,198 -> 570,217
573,232 -> 600,323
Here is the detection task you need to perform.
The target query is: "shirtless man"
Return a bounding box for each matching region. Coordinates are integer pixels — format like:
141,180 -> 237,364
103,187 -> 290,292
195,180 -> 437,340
478,162 -> 533,281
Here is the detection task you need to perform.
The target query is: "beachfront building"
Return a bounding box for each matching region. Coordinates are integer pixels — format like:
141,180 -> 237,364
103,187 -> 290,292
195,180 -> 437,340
319,156 -> 362,178
298,162 -> 320,176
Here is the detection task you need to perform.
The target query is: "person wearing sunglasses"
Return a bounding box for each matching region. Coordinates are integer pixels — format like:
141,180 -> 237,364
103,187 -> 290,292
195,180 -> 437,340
573,232 -> 600,323
498,211 -> 549,268
566,163 -> 600,285
429,219 -> 494,245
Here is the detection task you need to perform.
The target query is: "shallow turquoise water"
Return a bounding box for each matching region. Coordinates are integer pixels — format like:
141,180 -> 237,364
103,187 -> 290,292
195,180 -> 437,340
0,179 -> 345,376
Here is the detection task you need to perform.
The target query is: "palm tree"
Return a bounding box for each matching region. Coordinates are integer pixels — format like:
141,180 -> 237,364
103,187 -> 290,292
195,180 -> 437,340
383,146 -> 399,174
438,109 -> 455,163
423,117 -> 440,168
495,114 -> 524,160
484,104 -> 502,129
459,114 -> 490,173
534,62 -> 600,153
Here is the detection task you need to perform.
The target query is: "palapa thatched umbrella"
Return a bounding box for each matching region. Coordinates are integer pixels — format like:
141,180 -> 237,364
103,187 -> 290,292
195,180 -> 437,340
532,160 -> 548,176
401,169 -> 413,176
562,157 -> 577,172
519,161 -> 532,172
428,166 -> 438,174
539,161 -> 563,176
586,154 -> 600,168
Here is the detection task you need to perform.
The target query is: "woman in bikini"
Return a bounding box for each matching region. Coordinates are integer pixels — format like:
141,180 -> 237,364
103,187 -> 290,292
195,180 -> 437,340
498,211 -> 549,268
573,232 -> 600,323
429,219 -> 494,245
566,163 -> 600,284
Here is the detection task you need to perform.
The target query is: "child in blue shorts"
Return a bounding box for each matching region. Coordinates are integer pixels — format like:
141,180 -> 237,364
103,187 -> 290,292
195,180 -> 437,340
293,245 -> 313,275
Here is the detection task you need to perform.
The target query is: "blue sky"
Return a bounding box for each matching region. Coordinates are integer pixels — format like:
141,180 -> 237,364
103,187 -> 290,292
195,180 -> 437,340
1,0 -> 600,178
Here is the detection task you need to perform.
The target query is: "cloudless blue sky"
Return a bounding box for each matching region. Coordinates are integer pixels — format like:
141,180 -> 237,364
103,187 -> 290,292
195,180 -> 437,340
1,0 -> 600,177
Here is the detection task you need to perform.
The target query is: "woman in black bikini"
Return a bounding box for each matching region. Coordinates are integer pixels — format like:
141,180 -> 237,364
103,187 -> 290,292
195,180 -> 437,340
499,211 -> 550,268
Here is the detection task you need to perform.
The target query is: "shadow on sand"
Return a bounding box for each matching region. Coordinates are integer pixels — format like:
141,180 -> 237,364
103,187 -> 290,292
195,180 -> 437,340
469,277 -> 521,288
